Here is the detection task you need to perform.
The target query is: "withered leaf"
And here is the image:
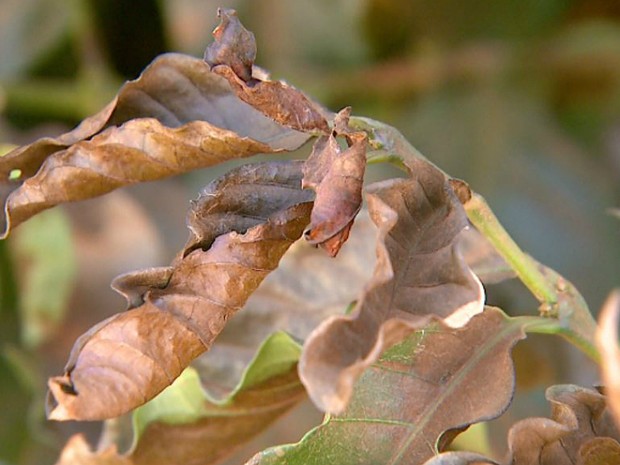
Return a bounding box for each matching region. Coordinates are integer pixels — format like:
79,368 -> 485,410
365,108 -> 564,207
299,157 -> 484,413
507,385 -> 620,465
302,108 -> 367,257
204,9 -> 329,134
597,291 -> 620,430
422,452 -> 499,465
46,161 -> 313,421
249,308 -> 525,465
204,8 -> 256,83
1,51 -> 312,239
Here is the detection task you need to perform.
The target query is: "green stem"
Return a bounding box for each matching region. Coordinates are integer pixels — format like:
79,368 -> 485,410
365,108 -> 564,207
464,193 -> 559,309
515,316 -> 600,363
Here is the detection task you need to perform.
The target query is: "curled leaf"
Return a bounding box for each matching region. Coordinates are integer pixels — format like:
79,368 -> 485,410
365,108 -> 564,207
204,9 -> 329,133
299,157 -> 484,413
204,8 -> 256,83
507,385 -> 620,465
1,51 -> 312,239
249,308 -> 525,465
46,161 -> 313,421
596,290 -> 620,430
302,108 -> 367,256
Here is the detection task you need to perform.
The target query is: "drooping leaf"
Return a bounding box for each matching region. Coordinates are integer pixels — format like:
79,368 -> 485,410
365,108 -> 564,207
506,385 -> 620,465
193,212 -> 376,398
596,291 -> 620,430
249,308 -> 525,465
55,331 -> 306,465
204,9 -> 330,134
46,161 -> 313,421
0,49 -> 313,239
302,107 -> 367,256
299,157 -> 484,413
422,452 -> 499,465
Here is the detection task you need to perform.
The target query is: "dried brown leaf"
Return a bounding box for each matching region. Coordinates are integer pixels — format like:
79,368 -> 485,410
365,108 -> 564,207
1,52 -> 312,239
597,291 -> 620,430
507,385 -> 620,465
302,108 -> 366,256
423,452 -> 499,465
55,435 -> 130,465
46,161 -> 313,421
299,157 -> 484,413
204,8 -> 256,83
204,10 -> 329,133
579,437 -> 620,465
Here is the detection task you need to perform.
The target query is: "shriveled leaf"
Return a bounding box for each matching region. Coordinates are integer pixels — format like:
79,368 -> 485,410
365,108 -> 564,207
302,108 -> 366,256
507,385 -> 620,465
579,437 -> 620,465
46,161 -> 313,421
55,332 -> 305,465
10,208 -> 76,348
299,157 -> 484,413
1,50 -> 312,239
193,212 -> 376,398
249,308 -> 525,465
457,226 -> 515,285
131,331 -> 304,465
204,8 -> 256,83
596,291 -> 620,430
204,9 -> 329,134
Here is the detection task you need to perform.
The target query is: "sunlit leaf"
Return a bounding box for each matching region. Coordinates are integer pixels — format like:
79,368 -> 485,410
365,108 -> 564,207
46,161 -> 313,421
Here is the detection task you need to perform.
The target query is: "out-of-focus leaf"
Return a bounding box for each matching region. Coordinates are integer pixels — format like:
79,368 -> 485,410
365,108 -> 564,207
458,226 -> 516,285
596,290 -> 620,430
422,452 -> 499,465
302,108 -> 366,256
579,437 -> 620,465
46,161 -> 313,421
205,9 -> 329,134
55,435 -> 129,465
299,157 -> 484,413
507,385 -> 620,465
10,207 -> 75,348
249,308 -> 525,465
0,0 -> 71,80
0,50 -> 313,239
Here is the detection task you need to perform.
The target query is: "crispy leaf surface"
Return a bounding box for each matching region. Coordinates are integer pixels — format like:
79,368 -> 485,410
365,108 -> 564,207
299,157 -> 484,413
507,385 -> 620,465
249,308 -> 524,465
422,453 -> 499,465
46,161 -> 313,421
0,51 -> 312,239
302,108 -> 366,256
204,9 -> 329,133
597,291 -> 620,430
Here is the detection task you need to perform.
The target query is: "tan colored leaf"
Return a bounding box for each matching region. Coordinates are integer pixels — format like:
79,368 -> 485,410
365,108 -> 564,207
46,161 -> 313,421
299,157 -> 484,413
0,52 -> 311,239
302,107 -> 367,256
204,9 -> 329,134
249,308 -> 525,465
507,385 -> 620,465
422,452 -> 499,465
579,437 -> 620,465
56,435 -> 130,465
597,290 -> 620,430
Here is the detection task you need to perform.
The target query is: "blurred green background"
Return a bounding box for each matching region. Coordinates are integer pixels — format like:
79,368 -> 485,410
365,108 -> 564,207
0,0 -> 619,464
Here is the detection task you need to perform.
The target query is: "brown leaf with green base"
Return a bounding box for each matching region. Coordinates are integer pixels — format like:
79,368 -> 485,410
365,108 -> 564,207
299,157 -> 484,414
46,161 -> 313,421
0,50 -> 312,239
249,308 -> 525,465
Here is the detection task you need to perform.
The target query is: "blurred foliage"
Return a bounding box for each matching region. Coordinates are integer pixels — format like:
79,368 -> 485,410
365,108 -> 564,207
0,0 -> 619,464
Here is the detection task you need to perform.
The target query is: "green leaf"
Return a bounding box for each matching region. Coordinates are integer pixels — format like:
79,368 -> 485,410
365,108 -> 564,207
11,207 -> 75,348
250,308 -> 527,465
